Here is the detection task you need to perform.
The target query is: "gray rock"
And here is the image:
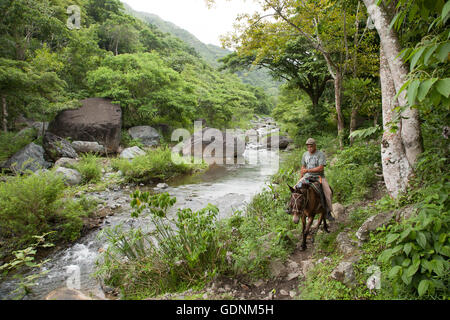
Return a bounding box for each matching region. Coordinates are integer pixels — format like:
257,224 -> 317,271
128,126 -> 160,146
43,132 -> 78,161
55,157 -> 79,168
3,143 -> 52,173
394,205 -> 418,222
157,183 -> 168,189
45,288 -> 93,300
356,211 -> 395,242
300,259 -> 316,277
332,203 -> 345,219
331,261 -> 357,288
261,135 -> 293,150
336,232 -> 358,256
55,167 -> 82,186
269,260 -> 288,278
280,290 -> 289,296
47,98 -> 122,153
182,127 -> 246,158
72,141 -> 106,155
120,146 -> 146,159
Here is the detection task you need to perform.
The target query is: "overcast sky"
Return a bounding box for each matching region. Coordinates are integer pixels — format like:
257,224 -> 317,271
121,0 -> 262,47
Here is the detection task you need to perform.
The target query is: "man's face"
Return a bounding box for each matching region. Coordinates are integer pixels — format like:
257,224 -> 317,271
306,144 -> 316,153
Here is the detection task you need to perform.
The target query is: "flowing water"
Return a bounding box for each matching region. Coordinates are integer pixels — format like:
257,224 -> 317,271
0,121 -> 290,300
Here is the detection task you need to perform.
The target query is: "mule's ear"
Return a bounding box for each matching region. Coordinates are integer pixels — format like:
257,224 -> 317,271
287,184 -> 295,193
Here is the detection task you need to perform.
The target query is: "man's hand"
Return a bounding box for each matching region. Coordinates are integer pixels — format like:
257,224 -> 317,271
300,167 -> 309,175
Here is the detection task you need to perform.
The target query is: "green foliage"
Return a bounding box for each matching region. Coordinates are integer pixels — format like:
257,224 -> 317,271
326,142 -> 381,204
0,232 -> 54,299
72,154 -> 102,184
111,147 -> 204,183
0,170 -> 92,258
0,129 -> 37,162
96,192 -> 227,298
379,181 -> 449,298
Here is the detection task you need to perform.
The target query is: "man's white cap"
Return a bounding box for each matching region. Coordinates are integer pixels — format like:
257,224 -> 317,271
306,138 -> 316,145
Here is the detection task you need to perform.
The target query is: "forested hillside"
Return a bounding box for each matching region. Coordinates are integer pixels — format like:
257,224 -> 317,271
121,2 -> 282,98
0,0 -> 272,147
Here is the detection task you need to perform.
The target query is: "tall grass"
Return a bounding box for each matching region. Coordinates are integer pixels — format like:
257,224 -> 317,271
95,192 -> 228,298
0,170 -> 93,259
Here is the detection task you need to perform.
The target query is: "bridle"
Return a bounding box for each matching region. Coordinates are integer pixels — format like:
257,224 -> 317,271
290,189 -> 308,214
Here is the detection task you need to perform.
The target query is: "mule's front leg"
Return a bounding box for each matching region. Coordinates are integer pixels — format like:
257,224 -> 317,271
300,214 -> 307,250
301,215 -> 314,251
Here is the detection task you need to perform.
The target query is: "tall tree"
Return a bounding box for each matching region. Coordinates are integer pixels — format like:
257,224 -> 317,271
362,0 -> 423,168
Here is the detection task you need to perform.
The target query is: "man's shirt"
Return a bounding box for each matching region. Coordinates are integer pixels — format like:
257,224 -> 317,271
302,150 -> 326,178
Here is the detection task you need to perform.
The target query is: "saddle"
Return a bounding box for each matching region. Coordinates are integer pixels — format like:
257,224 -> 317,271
295,176 -> 328,213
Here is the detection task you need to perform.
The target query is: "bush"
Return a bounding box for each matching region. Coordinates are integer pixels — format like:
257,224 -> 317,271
95,192 -> 228,298
0,170 -> 92,258
379,181 -> 450,298
111,147 -> 204,183
326,142 -> 380,204
72,154 -> 102,184
0,129 -> 37,163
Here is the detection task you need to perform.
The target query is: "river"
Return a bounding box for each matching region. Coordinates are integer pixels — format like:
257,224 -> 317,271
0,120 -> 290,300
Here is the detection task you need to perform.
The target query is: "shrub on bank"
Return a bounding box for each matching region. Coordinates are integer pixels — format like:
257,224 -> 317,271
0,170 -> 93,258
111,147 -> 205,183
72,154 -> 102,184
95,192 -> 228,298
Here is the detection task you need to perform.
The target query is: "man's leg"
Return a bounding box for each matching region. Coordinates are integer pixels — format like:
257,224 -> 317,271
321,178 -> 334,220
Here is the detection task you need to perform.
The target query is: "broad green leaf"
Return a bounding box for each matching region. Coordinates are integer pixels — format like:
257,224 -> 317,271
423,45 -> 438,65
403,243 -> 413,256
418,280 -> 430,297
436,42 -> 450,62
441,246 -> 450,257
432,259 -> 444,276
417,232 -> 427,249
443,1 -> 450,20
405,262 -> 419,278
407,80 -> 421,105
435,78 -> 450,98
386,233 -> 400,245
417,78 -> 438,101
410,47 -> 426,71
388,266 -> 402,279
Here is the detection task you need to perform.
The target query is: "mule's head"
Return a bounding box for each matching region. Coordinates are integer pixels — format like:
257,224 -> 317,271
287,184 -> 307,224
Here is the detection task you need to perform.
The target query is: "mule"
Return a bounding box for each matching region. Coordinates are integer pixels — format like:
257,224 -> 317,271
287,181 -> 330,250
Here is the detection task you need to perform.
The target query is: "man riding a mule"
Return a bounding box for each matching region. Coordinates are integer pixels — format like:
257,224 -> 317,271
296,138 -> 334,221
287,138 -> 334,250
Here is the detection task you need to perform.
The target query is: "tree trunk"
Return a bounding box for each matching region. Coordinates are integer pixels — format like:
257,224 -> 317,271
349,106 -> 359,145
334,72 -> 345,148
363,0 -> 423,167
2,95 -> 7,133
380,45 -> 412,198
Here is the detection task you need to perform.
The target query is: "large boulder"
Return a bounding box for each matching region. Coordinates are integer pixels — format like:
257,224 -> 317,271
261,135 -> 293,149
71,141 -> 106,155
3,143 -> 52,173
47,98 -> 122,153
128,126 -> 160,146
43,132 -> 78,161
182,127 -> 246,158
356,211 -> 395,242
